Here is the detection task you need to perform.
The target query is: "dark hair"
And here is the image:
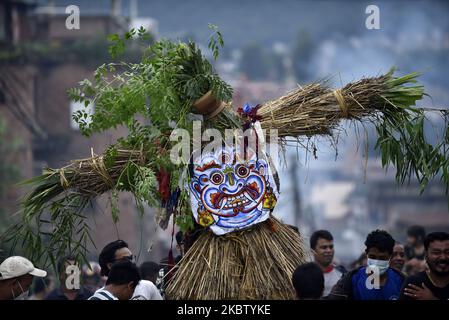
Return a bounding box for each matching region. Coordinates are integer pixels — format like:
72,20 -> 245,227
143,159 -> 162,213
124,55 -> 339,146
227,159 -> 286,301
407,225 -> 426,242
99,240 -> 129,276
364,230 -> 395,255
176,231 -> 184,245
184,228 -> 203,251
139,261 -> 160,280
105,260 -> 140,288
424,232 -> 449,251
291,262 -> 324,299
310,230 -> 333,249
57,255 -> 76,274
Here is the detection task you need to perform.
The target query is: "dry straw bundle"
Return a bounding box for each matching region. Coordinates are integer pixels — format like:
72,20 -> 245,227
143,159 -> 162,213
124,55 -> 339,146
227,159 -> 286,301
21,148 -> 146,213
2,148 -> 148,266
165,217 -> 309,300
258,69 -> 423,138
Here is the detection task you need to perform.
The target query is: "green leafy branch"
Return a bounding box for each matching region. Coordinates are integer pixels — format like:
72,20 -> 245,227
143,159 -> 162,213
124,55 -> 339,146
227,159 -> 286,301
207,23 -> 225,60
373,70 -> 449,195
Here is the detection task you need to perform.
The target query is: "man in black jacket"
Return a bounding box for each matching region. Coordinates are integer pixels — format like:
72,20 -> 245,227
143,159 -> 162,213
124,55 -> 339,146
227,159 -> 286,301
400,232 -> 449,300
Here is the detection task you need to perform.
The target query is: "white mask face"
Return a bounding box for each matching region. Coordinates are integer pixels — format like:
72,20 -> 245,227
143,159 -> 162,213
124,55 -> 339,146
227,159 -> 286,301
367,258 -> 390,275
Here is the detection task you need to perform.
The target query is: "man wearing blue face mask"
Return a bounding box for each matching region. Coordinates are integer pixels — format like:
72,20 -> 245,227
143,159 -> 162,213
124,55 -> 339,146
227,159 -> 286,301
0,256 -> 47,300
327,230 -> 405,300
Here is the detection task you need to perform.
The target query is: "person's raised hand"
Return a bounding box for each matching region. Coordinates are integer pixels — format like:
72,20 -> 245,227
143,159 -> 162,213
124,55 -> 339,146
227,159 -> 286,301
404,283 -> 438,300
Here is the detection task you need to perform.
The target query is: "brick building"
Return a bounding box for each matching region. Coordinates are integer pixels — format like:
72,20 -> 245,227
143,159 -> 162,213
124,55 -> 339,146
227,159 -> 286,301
0,0 -> 170,263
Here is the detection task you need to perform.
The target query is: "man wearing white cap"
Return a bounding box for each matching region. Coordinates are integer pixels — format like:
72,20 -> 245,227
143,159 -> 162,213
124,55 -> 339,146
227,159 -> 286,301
0,256 -> 47,300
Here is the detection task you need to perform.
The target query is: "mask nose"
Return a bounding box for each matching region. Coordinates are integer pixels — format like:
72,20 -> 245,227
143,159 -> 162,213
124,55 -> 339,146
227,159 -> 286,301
220,178 -> 244,194
226,172 -> 235,186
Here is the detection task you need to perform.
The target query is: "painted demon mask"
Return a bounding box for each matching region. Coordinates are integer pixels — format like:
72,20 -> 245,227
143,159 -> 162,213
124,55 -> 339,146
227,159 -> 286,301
189,146 -> 278,235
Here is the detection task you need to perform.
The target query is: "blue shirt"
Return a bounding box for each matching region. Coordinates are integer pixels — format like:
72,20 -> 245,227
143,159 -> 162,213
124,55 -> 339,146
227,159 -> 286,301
352,267 -> 403,300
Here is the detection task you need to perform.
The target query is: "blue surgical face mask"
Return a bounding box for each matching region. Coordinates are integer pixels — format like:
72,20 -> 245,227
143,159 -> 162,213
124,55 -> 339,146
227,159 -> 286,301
367,258 -> 389,275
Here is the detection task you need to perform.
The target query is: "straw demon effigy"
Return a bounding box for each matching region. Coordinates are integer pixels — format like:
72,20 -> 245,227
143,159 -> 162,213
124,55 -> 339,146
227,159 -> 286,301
4,30 -> 447,299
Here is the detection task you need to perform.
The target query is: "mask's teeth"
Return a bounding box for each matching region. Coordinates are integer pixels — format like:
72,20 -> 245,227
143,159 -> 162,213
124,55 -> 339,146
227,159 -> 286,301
244,191 -> 254,202
220,198 -> 227,209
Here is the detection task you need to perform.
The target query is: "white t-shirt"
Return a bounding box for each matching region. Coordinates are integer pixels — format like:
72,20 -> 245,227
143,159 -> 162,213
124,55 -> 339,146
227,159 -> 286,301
323,267 -> 344,296
131,280 -> 163,300
88,288 -> 118,300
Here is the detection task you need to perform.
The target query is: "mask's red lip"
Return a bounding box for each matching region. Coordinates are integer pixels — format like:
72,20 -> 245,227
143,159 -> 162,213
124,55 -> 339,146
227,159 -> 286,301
211,185 -> 260,209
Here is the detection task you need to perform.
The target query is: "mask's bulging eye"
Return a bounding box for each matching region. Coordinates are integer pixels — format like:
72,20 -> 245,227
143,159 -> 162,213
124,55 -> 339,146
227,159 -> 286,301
236,164 -> 249,178
211,172 -> 224,185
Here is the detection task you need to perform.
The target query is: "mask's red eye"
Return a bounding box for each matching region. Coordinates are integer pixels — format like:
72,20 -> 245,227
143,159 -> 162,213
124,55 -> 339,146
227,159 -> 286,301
201,177 -> 208,183
236,165 -> 249,178
211,172 -> 224,185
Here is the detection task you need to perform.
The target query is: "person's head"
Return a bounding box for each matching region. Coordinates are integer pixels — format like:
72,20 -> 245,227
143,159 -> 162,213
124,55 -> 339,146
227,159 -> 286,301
57,255 -> 77,289
365,230 -> 395,275
424,232 -> 449,277
99,240 -> 133,277
407,225 -> 426,247
390,243 -> 405,272
82,261 -> 103,291
405,258 -> 426,276
310,230 -> 334,268
291,262 -> 324,299
0,256 -> 47,300
176,231 -> 185,256
105,260 -> 141,300
183,228 -> 203,254
139,261 -> 160,284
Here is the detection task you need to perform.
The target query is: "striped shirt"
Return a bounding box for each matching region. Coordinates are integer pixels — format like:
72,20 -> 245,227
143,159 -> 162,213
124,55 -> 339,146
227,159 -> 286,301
88,289 -> 118,300
131,280 -> 163,300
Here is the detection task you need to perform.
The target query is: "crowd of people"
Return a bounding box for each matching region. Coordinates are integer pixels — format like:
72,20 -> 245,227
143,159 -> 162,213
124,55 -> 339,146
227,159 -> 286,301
0,226 -> 448,300
293,227 -> 449,300
0,239 -> 164,300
